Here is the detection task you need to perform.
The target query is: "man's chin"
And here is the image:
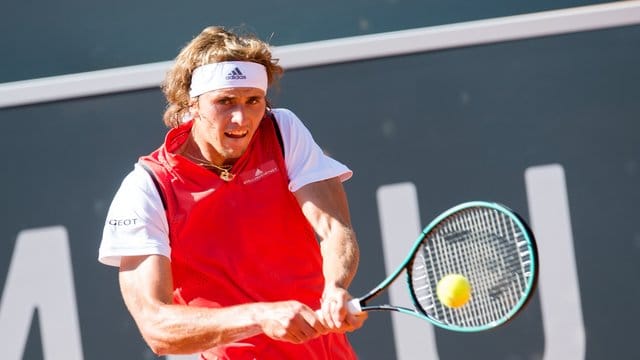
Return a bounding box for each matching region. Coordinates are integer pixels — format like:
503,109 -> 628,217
221,151 -> 244,164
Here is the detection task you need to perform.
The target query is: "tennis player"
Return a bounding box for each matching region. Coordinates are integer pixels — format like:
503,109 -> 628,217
98,26 -> 366,359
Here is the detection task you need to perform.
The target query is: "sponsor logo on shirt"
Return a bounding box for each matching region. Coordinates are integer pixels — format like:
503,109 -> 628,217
108,218 -> 138,226
241,160 -> 279,185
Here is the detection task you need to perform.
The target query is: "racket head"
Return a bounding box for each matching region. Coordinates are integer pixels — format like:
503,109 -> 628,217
406,201 -> 538,332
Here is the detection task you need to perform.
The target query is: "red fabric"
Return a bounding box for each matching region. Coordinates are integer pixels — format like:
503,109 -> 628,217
140,115 -> 357,360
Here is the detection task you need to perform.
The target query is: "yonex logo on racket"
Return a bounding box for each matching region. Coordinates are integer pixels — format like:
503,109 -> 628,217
225,67 -> 247,80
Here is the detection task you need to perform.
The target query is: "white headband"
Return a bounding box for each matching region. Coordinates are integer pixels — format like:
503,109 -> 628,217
189,61 -> 268,97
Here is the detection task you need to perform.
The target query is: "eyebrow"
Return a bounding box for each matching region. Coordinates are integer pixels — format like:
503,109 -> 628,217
215,92 -> 264,99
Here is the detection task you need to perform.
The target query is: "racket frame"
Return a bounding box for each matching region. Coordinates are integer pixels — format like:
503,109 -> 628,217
351,201 -> 538,332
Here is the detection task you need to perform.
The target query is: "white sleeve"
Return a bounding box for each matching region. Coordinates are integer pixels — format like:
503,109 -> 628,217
98,163 -> 171,267
272,108 -> 353,192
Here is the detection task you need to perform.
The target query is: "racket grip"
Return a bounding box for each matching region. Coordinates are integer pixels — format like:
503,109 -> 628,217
315,298 -> 363,317
347,298 -> 362,313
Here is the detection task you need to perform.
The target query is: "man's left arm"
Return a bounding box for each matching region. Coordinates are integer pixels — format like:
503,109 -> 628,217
294,177 -> 367,332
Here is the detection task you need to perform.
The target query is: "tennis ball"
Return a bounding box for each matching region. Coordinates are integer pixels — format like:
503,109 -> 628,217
436,274 -> 471,308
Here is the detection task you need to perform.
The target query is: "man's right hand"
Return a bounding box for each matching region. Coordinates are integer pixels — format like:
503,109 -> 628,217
256,301 -> 328,344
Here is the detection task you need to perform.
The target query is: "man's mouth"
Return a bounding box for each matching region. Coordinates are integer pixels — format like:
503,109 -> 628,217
225,130 -> 249,139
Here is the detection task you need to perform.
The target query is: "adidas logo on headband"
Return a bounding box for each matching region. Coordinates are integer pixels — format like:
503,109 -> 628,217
226,67 -> 247,80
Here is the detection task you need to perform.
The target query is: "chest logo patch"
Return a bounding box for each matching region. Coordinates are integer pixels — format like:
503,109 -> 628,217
240,160 -> 279,185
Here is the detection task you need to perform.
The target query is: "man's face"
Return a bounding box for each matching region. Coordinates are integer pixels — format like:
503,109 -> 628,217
190,87 -> 267,165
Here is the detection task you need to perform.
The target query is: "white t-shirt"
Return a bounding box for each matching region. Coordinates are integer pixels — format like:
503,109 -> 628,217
98,108 -> 352,267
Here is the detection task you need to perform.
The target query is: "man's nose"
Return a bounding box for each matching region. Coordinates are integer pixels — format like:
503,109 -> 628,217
230,105 -> 248,124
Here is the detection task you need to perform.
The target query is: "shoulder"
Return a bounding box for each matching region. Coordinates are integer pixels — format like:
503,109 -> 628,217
270,107 -> 297,121
109,164 -> 164,213
270,108 -> 308,132
120,164 -> 158,196
269,108 -> 315,147
268,108 -> 353,191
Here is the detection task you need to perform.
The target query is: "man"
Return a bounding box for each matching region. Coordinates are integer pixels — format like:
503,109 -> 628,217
98,26 -> 366,359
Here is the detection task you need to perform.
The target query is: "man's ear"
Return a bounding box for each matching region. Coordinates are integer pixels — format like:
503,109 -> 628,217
188,98 -> 199,118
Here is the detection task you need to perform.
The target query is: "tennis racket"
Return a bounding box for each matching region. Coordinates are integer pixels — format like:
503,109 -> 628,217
347,201 -> 538,332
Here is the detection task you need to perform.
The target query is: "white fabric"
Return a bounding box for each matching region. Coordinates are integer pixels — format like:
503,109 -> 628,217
98,164 -> 171,267
189,61 -> 268,97
98,108 -> 352,267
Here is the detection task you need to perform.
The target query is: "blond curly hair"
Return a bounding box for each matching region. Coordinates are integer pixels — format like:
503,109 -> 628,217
161,26 -> 284,128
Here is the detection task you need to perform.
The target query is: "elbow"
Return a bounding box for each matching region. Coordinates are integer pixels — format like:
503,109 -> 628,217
144,332 -> 222,356
138,321 -> 218,356
148,342 -> 171,356
136,317 -> 187,356
140,327 -> 175,356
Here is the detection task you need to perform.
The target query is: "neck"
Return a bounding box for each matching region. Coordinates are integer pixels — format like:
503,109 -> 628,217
180,135 -> 226,166
178,138 -> 236,181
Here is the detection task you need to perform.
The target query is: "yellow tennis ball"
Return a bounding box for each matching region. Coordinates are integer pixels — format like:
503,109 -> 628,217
436,274 -> 472,308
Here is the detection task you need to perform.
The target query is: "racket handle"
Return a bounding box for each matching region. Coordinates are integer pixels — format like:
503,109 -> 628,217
347,298 -> 362,313
315,298 -> 363,317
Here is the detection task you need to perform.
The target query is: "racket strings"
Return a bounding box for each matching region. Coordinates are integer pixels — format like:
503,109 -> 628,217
474,208 -> 530,321
409,207 -> 534,328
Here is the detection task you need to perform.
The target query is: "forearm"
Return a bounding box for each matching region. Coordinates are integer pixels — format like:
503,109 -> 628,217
295,178 -> 359,290
135,301 -> 264,355
317,223 -> 367,332
119,255 -> 264,355
121,254 -> 327,355
320,224 -> 360,289
294,178 -> 366,331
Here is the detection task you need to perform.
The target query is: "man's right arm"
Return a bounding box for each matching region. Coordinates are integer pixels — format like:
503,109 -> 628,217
118,254 -> 327,356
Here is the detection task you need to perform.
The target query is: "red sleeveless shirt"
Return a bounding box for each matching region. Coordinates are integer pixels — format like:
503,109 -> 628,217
139,114 -> 357,360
